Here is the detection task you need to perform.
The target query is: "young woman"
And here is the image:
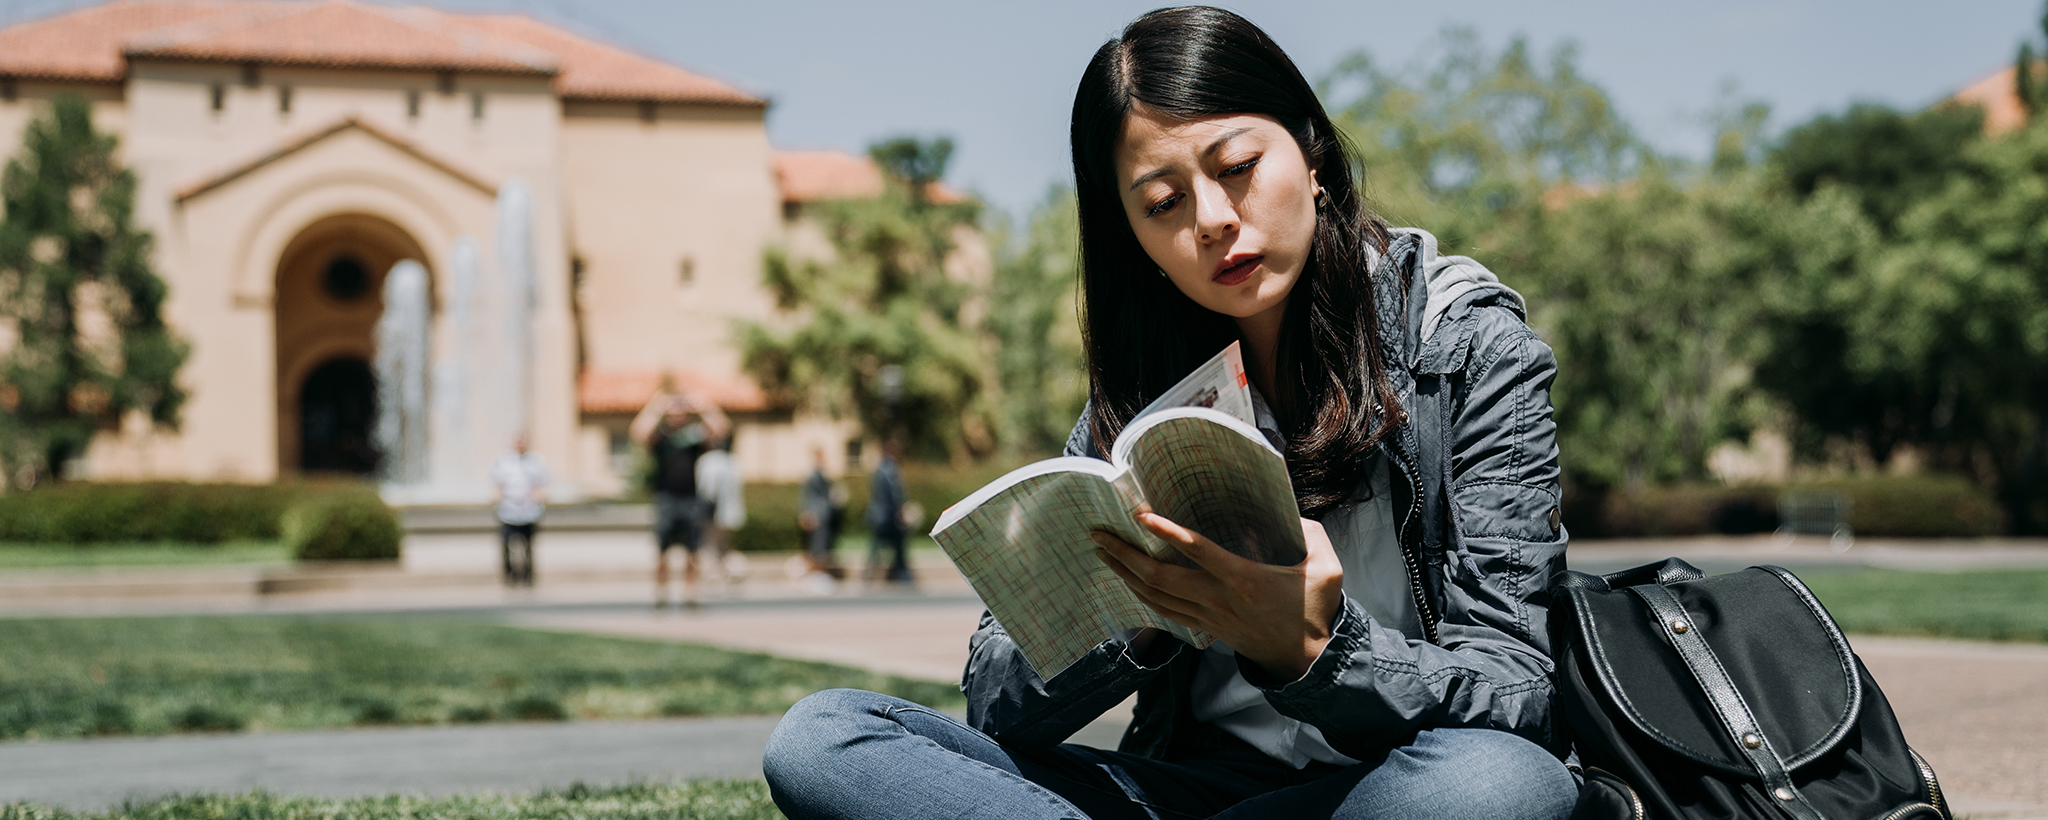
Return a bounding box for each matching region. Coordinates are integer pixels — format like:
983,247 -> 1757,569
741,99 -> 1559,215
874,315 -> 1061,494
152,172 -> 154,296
763,8 -> 1576,819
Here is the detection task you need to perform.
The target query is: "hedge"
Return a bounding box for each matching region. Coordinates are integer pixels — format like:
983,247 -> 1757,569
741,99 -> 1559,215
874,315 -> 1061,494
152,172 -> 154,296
0,481 -> 402,558
730,460 -> 1025,552
1587,474 -> 2002,539
0,482 -> 297,544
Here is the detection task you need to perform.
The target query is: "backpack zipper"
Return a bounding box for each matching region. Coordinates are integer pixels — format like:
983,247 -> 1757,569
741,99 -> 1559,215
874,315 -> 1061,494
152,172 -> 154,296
1870,802 -> 1943,820
1908,747 -> 1944,815
1583,767 -> 1644,820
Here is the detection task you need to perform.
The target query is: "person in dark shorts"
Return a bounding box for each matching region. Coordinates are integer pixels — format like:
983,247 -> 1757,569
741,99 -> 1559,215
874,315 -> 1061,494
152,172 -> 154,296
489,432 -> 548,587
630,390 -> 729,609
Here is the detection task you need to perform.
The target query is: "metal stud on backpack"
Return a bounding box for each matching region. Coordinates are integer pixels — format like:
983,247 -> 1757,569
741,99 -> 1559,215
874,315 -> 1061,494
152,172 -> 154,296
1548,558 -> 1949,820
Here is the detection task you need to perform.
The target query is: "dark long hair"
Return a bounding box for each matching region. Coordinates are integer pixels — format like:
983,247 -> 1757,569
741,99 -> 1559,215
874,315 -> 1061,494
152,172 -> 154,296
1071,6 -> 1402,518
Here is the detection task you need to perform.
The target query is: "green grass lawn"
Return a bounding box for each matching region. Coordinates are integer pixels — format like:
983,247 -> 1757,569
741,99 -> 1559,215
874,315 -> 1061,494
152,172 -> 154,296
0,615 -> 960,741
1801,567 -> 2048,643
0,541 -> 291,570
0,780 -> 782,820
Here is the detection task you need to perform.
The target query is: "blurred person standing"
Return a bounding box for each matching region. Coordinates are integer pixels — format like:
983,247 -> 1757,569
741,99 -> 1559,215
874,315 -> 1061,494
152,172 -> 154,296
797,446 -> 844,591
695,432 -> 747,588
631,390 -> 729,609
489,433 -> 548,587
865,438 -> 912,585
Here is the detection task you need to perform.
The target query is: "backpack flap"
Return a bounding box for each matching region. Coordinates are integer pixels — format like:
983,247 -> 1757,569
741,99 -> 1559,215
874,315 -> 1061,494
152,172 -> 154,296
1565,566 -> 1862,778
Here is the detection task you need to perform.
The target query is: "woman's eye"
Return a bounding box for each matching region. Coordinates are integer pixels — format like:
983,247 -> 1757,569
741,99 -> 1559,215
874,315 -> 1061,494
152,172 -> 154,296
1220,158 -> 1259,178
1145,194 -> 1182,217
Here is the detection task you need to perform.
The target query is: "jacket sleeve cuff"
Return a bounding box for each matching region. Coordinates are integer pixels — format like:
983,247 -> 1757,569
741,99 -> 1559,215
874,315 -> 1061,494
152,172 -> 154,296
1236,594 -> 1367,693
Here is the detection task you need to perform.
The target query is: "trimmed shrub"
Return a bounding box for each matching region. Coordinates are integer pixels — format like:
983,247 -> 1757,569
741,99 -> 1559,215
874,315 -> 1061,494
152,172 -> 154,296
506,694 -> 568,721
283,488 -> 402,561
171,704 -> 246,732
448,705 -> 495,723
729,460 -> 1026,552
1799,475 -> 2001,538
0,482 -> 296,544
1591,474 -> 2001,538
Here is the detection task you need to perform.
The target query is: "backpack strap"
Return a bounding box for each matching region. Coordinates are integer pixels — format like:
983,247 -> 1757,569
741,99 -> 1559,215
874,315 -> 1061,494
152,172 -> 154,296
1630,583 -> 1828,820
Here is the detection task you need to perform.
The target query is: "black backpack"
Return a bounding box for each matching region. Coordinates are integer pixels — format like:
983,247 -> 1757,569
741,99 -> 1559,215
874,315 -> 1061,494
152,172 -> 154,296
1548,558 -> 1950,820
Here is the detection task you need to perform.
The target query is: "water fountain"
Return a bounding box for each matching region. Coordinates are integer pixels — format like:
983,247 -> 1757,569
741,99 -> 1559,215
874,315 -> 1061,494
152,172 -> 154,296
428,235 -> 479,492
374,259 -> 430,484
377,179 -> 540,503
497,179 -> 535,440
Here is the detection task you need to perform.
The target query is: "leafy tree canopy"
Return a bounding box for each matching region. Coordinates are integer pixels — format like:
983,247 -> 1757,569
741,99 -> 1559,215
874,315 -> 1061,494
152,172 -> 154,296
740,137 -> 993,463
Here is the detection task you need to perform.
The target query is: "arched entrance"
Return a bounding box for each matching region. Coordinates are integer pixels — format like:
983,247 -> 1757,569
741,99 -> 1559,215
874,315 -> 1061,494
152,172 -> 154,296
274,213 -> 432,476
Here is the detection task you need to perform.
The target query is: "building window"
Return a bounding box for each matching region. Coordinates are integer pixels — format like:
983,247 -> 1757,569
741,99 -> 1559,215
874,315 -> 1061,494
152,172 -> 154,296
678,256 -> 695,285
470,90 -> 485,120
277,85 -> 292,114
323,256 -> 370,302
638,100 -> 657,123
437,71 -> 456,94
406,89 -> 421,119
241,62 -> 260,88
0,77 -> 15,102
209,83 -> 225,112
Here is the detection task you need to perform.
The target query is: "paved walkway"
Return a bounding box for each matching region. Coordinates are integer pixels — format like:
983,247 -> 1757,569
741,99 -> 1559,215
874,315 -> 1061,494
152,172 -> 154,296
1,534 -> 2044,816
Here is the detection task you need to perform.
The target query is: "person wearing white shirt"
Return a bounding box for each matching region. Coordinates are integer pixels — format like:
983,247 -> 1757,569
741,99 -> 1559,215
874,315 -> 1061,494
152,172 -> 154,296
489,433 -> 549,587
695,434 -> 747,585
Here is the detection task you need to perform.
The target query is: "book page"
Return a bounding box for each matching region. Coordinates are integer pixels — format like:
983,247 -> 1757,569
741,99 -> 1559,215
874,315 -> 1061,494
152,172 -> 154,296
936,467 -> 1210,679
1114,408 -> 1306,567
1133,341 -> 1254,426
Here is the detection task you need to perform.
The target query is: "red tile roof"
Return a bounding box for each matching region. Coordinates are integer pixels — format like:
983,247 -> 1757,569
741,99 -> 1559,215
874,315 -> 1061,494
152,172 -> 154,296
579,369 -> 771,415
0,0 -> 764,106
774,150 -> 886,204
774,149 -> 969,205
125,2 -> 556,75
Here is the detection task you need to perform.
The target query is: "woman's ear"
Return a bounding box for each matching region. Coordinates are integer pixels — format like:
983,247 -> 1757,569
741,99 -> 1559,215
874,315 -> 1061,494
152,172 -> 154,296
1309,167 -> 1325,203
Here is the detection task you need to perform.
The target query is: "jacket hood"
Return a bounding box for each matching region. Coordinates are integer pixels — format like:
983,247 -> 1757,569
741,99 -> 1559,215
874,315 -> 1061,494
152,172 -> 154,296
1372,227 -> 1527,372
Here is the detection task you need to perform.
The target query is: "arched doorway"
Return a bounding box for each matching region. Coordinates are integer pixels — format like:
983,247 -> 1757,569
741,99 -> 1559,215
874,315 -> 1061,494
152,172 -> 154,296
274,213 -> 432,476
297,357 -> 379,474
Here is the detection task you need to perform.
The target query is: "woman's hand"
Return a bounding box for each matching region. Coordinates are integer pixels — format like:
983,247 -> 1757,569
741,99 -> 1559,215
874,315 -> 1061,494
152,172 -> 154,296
1092,514 -> 1343,681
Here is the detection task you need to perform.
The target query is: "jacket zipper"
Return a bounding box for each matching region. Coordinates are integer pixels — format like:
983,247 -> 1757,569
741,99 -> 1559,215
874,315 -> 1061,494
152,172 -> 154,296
1908,747 -> 1945,815
1390,439 -> 1440,644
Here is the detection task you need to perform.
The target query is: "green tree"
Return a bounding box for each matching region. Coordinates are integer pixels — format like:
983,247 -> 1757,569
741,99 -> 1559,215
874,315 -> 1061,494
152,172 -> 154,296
1828,122 -> 2048,532
987,185 -> 1086,458
1323,29 -> 1644,258
2015,3 -> 2048,118
0,93 -> 187,487
1770,103 -> 1981,236
739,137 -> 994,463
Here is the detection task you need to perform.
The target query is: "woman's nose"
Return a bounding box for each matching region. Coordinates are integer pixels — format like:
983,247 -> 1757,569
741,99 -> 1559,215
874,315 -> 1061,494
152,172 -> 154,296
1194,179 -> 1239,243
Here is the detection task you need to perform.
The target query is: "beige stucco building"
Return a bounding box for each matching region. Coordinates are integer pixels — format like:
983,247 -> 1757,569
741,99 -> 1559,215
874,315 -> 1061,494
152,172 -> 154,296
0,0 -> 894,497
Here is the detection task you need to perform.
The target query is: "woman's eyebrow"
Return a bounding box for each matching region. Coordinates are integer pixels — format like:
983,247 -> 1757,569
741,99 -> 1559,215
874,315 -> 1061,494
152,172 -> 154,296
1125,126 -> 1257,191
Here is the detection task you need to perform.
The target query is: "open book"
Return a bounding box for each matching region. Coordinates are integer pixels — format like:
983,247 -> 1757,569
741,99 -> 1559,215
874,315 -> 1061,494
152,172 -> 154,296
931,343 -> 1306,680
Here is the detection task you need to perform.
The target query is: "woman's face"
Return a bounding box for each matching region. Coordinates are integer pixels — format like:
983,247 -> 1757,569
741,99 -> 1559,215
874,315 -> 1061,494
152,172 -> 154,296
1114,108 -> 1319,329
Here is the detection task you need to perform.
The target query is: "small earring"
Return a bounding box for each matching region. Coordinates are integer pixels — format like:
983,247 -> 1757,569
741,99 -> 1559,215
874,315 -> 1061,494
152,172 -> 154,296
1156,267 -> 1169,280
1314,186 -> 1327,202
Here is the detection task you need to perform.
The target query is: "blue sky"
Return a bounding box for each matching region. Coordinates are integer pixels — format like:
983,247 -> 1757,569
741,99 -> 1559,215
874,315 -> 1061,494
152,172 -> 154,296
3,0 -> 2039,217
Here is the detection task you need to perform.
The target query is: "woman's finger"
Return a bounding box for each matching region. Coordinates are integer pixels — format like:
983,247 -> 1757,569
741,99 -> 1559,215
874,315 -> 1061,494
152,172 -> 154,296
1137,512 -> 1257,576
1094,549 -> 1209,619
1089,530 -> 1206,592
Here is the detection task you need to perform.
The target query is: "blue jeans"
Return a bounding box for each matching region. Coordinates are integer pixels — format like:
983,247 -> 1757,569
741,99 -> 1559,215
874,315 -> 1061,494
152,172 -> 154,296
763,689 -> 1577,820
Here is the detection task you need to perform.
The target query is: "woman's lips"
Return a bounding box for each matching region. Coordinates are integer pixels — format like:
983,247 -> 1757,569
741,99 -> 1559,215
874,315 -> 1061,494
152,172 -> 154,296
1212,254 -> 1262,286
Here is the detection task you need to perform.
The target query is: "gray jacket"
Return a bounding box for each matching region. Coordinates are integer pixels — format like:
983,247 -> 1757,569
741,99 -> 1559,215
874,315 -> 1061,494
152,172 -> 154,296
961,228 -> 1569,762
